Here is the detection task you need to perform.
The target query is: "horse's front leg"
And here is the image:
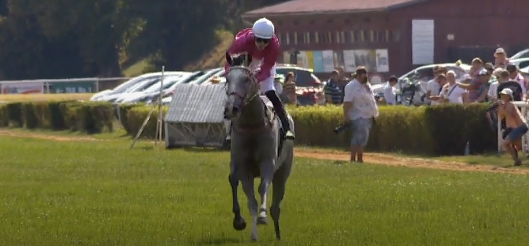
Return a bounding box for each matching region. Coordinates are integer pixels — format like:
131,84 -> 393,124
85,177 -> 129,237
240,173 -> 259,241
257,159 -> 274,225
229,173 -> 246,231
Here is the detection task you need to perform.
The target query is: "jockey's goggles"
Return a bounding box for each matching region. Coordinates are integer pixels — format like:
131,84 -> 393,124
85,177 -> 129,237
254,37 -> 271,44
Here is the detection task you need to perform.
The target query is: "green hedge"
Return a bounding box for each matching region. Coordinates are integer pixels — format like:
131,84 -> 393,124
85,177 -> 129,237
0,101 -> 497,156
0,101 -> 115,133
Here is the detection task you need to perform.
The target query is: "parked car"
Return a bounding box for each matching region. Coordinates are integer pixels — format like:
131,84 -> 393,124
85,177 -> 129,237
89,71 -> 190,101
510,49 -> 529,60
373,62 -> 471,105
118,76 -> 188,104
96,77 -> 168,103
276,64 -> 322,105
189,68 -> 223,85
123,71 -> 205,104
508,58 -> 529,70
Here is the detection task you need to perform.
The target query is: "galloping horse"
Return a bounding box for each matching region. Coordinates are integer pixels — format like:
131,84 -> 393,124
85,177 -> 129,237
224,53 -> 295,242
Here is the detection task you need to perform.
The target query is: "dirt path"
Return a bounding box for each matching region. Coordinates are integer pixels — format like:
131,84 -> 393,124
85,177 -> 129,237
0,129 -> 527,174
0,130 -> 100,142
295,149 -> 529,174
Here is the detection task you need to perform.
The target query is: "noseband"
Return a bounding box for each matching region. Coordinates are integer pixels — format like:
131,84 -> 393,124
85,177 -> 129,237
227,66 -> 260,105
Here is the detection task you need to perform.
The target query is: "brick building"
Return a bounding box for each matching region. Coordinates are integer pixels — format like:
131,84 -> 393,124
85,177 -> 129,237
242,0 -> 529,78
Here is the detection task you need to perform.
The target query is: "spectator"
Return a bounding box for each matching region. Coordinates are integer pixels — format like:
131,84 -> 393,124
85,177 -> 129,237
488,68 -> 507,102
457,69 -> 488,103
426,65 -> 447,105
494,48 -> 509,68
497,70 -> 523,101
506,64 -> 526,100
469,57 -> 484,76
343,66 -> 378,163
498,88 -> 528,166
437,71 -> 468,104
282,72 -> 297,105
383,75 -> 398,105
335,66 -> 350,100
324,70 -> 342,105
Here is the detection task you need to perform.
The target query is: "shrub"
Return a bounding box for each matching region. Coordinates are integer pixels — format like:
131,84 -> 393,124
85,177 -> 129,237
6,102 -> 23,127
0,99 -> 497,156
0,104 -> 8,127
127,106 -> 167,139
118,103 -> 144,135
22,102 -> 38,129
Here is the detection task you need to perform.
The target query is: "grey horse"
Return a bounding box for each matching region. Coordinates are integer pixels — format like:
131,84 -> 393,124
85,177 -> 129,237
224,55 -> 294,242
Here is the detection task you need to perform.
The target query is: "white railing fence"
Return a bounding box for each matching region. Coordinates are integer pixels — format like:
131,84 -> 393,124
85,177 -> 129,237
0,77 -> 130,94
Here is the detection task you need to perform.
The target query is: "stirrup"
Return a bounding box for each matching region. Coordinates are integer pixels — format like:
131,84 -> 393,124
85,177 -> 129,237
284,130 -> 295,140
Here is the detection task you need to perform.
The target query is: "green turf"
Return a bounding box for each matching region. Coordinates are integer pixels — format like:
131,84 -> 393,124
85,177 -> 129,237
0,136 -> 528,246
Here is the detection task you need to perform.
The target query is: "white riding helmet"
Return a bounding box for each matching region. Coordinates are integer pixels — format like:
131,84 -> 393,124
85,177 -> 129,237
252,18 -> 275,39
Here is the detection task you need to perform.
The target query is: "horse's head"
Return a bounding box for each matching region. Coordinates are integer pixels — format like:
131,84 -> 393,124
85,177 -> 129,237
224,55 -> 259,119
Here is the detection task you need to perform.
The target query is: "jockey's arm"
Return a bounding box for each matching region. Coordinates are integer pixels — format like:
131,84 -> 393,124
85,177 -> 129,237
255,45 -> 279,82
225,35 -> 252,73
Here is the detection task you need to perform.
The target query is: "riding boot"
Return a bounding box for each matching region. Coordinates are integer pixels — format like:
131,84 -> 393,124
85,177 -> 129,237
265,90 -> 295,140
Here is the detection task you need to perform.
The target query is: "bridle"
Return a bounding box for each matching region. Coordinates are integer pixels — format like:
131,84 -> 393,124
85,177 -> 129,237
226,66 -> 260,106
225,66 -> 271,134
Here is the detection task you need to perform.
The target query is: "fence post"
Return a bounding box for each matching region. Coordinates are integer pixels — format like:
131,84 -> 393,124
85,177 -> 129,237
45,82 -> 50,93
95,78 -> 99,92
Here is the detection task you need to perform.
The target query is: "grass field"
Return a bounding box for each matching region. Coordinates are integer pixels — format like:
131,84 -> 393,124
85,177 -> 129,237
0,134 -> 528,245
0,93 -> 94,102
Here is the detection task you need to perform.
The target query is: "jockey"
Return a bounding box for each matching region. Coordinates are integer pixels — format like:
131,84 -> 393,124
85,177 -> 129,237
224,17 -> 295,140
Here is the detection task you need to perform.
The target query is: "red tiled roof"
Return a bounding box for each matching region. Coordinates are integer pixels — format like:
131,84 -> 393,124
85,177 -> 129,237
243,0 -> 427,16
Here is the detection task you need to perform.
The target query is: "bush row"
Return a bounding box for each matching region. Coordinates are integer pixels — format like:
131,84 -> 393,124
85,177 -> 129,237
0,101 -> 115,133
0,100 -> 496,155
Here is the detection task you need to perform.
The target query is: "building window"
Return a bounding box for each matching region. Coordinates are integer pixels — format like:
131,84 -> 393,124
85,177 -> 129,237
340,31 -> 345,43
327,32 -> 333,43
335,32 -> 341,43
285,32 -> 290,44
318,32 -> 325,43
349,31 -> 355,43
314,31 -> 319,43
392,30 -> 400,42
303,32 -> 310,44
293,32 -> 298,45
359,30 -> 366,42
369,30 -> 375,42
377,31 -> 384,42
385,30 -> 390,42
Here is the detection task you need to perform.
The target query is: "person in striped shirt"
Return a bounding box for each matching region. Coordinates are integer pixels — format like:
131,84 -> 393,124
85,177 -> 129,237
324,70 -> 343,104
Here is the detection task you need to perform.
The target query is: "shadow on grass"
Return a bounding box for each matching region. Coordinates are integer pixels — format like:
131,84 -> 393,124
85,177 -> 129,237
195,237 -> 242,245
181,147 -> 227,153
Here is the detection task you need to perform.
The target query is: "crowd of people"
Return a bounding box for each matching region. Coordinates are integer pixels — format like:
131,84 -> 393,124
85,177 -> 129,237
316,47 -> 529,165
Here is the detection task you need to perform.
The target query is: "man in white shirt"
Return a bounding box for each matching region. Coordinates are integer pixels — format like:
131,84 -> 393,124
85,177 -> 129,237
383,75 -> 398,105
343,67 -> 379,163
488,68 -> 506,102
426,66 -> 447,105
437,71 -> 468,104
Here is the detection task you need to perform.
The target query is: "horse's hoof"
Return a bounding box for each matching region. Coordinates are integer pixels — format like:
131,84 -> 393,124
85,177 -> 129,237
233,217 -> 246,231
257,216 -> 268,225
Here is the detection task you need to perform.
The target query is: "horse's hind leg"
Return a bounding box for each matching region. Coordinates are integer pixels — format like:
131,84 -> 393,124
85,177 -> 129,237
240,175 -> 259,241
229,174 -> 246,231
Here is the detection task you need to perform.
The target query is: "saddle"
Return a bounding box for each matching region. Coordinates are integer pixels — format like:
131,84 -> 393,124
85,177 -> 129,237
259,96 -> 285,157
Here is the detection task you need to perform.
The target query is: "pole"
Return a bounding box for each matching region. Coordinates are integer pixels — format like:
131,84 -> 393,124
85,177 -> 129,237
130,102 -> 159,149
155,66 -> 165,146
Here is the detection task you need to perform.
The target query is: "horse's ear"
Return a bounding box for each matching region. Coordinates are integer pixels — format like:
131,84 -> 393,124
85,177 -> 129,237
226,52 -> 233,66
